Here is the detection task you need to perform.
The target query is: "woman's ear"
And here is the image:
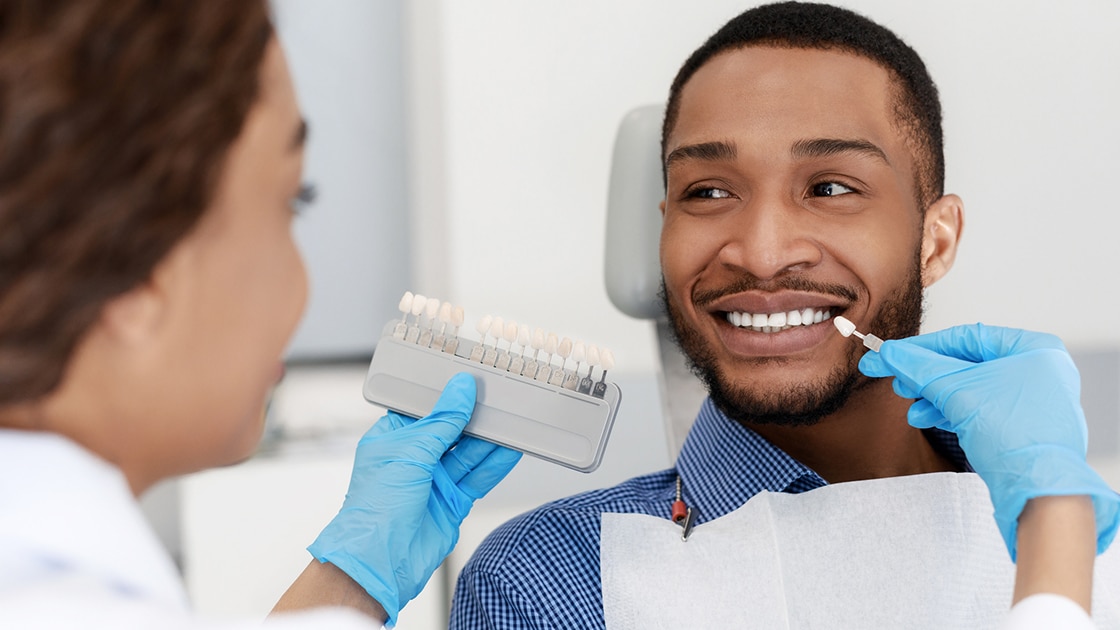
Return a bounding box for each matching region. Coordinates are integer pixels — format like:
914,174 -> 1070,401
920,193 -> 964,288
97,280 -> 167,347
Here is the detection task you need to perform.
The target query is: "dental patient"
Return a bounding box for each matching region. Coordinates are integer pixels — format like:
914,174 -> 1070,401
449,3 -> 1120,628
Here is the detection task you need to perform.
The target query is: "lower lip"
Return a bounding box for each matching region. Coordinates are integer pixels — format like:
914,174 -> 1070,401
714,316 -> 838,357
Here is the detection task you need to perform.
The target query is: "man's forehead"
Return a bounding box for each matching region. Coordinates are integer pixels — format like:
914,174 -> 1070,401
668,44 -> 900,151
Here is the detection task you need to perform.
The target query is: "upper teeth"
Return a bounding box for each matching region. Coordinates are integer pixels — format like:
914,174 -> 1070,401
726,307 -> 832,333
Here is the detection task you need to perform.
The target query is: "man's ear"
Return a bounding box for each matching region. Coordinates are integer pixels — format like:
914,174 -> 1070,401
919,193 -> 964,287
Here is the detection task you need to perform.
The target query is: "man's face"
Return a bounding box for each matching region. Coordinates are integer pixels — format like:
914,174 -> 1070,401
660,45 -> 927,426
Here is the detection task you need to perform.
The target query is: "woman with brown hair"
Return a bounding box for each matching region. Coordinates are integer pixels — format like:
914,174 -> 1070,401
0,2 -> 518,627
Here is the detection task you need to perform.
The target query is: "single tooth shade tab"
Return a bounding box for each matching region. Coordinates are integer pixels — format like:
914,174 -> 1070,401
586,344 -> 600,366
488,316 -> 504,339
503,321 -> 518,343
476,315 -> 492,337
425,298 -> 440,320
833,316 -> 857,338
517,324 -> 531,347
531,328 -> 545,350
411,294 -> 427,317
572,341 -> 586,363
438,301 -> 452,323
599,349 -> 615,371
558,337 -> 573,359
544,333 -> 559,355
451,306 -> 465,327
398,291 -> 414,313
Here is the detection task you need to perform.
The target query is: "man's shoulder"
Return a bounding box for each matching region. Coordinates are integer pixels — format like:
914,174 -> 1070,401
462,468 -> 676,576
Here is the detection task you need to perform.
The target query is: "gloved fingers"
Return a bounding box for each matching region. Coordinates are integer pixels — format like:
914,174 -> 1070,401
453,445 -> 522,500
441,435 -> 505,482
409,373 -> 478,451
363,410 -> 415,438
893,324 -> 1065,362
868,340 -> 975,397
890,374 -> 921,400
906,399 -> 946,430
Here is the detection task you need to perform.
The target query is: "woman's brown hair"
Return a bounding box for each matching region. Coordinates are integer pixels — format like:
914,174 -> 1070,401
0,1 -> 273,404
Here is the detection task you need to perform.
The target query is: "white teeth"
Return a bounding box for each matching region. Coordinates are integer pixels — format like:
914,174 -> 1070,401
725,307 -> 835,333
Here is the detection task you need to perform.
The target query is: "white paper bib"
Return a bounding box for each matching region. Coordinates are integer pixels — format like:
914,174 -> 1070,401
601,473 -> 1120,629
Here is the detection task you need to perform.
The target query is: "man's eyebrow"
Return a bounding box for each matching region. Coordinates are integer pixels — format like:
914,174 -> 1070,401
664,140 -> 738,169
790,138 -> 889,165
290,118 -> 308,151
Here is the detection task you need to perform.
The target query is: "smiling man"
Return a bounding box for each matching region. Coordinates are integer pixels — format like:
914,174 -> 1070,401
450,3 -> 971,627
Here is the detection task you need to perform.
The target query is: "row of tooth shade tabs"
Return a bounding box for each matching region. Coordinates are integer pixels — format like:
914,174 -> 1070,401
392,291 -> 614,398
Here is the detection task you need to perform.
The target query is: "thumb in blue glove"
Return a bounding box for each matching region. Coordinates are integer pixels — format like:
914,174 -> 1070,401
307,372 -> 521,625
859,323 -> 1120,561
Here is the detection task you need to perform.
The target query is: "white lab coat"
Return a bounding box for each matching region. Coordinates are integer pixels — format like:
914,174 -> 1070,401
0,429 -> 378,629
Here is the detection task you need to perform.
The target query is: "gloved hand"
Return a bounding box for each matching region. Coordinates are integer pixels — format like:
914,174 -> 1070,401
858,324 -> 1120,561
308,373 -> 521,625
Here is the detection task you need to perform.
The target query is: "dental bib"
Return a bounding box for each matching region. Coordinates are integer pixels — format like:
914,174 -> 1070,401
601,473 -> 1120,629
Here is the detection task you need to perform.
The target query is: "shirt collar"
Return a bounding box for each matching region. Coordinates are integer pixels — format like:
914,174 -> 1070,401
675,398 -> 827,524
0,429 -> 189,611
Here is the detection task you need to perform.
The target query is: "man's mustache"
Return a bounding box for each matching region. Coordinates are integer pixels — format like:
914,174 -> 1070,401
691,275 -> 859,308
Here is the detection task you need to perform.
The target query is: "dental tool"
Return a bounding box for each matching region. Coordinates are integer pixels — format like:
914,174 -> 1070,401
496,320 -> 518,371
405,294 -> 427,343
593,348 -> 614,399
443,306 -> 465,354
419,298 -> 440,347
364,291 -> 623,472
536,333 -> 558,383
509,324 -> 530,375
833,315 -> 884,352
579,344 -> 599,395
549,337 -> 572,387
468,315 -> 492,362
565,341 -> 585,391
431,302 -> 452,351
393,291 -> 413,339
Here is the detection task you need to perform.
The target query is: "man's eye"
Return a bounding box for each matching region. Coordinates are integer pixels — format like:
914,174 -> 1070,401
811,181 -> 855,197
689,187 -> 733,199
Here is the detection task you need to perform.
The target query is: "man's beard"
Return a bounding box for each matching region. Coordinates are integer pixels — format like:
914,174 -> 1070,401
661,254 -> 924,428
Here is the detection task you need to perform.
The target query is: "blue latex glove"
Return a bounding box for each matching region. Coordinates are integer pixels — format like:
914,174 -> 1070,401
308,373 -> 521,625
859,324 -> 1120,561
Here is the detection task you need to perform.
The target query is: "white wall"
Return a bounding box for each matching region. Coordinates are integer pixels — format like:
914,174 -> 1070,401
407,0 -> 1120,370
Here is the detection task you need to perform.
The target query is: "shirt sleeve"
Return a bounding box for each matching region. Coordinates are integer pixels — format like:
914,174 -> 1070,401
450,567 -> 552,630
999,594 -> 1096,630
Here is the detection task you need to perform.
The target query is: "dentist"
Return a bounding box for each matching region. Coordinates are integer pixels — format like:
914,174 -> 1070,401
0,1 -> 518,628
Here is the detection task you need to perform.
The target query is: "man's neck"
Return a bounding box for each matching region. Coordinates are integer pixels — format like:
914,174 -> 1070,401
745,380 -> 958,484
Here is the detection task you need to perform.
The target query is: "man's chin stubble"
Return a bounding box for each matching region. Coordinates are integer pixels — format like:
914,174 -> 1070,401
658,269 -> 922,428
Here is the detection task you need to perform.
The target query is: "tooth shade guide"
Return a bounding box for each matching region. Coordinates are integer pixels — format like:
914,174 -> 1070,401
832,315 -> 884,352
393,290 -> 413,339
386,291 -> 620,398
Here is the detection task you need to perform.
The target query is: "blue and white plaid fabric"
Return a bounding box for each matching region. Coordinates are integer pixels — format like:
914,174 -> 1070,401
450,397 -> 968,629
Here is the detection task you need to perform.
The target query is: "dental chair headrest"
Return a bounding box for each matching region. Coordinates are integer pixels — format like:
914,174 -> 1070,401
604,104 -> 666,320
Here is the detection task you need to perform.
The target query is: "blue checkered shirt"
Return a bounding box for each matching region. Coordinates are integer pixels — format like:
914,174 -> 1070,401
449,397 -> 968,629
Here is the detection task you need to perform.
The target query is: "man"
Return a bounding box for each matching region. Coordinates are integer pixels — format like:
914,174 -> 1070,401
450,2 -> 1116,628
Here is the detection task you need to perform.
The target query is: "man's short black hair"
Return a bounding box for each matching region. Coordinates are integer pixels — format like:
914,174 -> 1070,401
662,1 -> 944,209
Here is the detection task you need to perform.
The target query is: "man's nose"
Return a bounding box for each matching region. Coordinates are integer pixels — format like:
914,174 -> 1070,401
716,194 -> 822,281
